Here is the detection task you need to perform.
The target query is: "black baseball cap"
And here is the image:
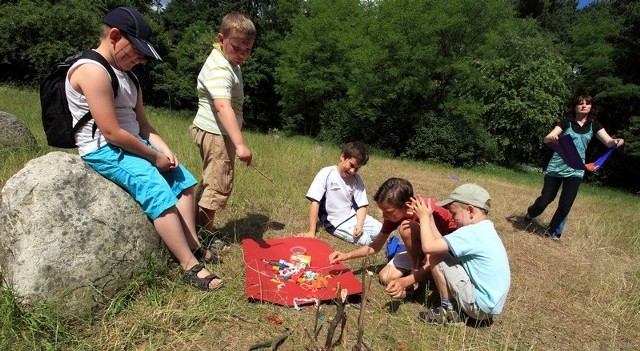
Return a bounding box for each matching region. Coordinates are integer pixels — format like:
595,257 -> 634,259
102,7 -> 162,60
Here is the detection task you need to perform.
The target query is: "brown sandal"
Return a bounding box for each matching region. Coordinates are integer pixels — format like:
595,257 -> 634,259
183,263 -> 224,291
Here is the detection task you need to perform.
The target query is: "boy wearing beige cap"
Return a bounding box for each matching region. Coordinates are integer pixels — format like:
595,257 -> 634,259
411,183 -> 510,324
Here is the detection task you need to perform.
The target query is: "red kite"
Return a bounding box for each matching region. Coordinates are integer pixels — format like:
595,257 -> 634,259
241,237 -> 363,307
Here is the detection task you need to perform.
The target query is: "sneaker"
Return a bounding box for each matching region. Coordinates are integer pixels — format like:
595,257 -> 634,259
544,230 -> 561,241
418,307 -> 460,324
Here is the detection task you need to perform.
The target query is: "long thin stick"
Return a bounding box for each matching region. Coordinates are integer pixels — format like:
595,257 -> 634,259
354,256 -> 372,351
251,163 -> 274,183
324,284 -> 345,349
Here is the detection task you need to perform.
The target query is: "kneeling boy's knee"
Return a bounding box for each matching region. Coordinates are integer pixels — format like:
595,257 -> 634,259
378,267 -> 393,285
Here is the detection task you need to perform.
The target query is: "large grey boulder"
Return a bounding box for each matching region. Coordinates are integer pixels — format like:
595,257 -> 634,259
0,152 -> 162,316
0,111 -> 37,150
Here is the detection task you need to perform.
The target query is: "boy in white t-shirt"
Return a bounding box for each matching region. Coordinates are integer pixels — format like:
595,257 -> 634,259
297,142 -> 381,245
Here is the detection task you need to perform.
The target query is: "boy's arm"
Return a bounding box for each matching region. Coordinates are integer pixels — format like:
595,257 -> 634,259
353,206 -> 367,238
297,200 -> 320,238
329,230 -> 389,264
135,88 -> 179,170
385,266 -> 431,298
411,197 -> 449,254
299,170 -> 329,238
213,98 -> 252,164
74,64 -> 172,171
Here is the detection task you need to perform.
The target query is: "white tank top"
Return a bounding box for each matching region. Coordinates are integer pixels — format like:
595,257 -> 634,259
66,57 -> 139,156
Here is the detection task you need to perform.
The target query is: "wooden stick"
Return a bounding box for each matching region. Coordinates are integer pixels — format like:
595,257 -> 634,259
339,289 -> 348,348
247,331 -> 289,350
313,299 -> 321,341
324,284 -> 346,350
354,256 -> 372,351
250,163 -> 274,183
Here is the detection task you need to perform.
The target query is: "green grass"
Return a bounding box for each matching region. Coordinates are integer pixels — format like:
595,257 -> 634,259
1,85 -> 640,350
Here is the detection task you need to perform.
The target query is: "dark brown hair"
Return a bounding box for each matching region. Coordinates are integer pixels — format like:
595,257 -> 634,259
341,141 -> 369,165
567,94 -> 596,122
373,178 -> 413,208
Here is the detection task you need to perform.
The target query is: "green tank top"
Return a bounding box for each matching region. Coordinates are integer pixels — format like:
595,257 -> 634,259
545,122 -> 593,178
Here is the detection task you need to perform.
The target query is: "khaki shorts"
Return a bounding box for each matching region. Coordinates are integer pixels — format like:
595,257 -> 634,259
190,125 -> 236,210
438,253 -> 492,321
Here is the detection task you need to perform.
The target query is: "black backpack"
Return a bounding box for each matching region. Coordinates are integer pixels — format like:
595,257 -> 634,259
39,50 -> 138,148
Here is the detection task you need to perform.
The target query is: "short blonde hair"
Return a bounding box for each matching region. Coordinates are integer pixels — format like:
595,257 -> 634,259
219,12 -> 256,39
451,201 -> 489,215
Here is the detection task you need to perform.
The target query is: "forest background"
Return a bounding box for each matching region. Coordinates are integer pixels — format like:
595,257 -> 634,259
1,0 -> 639,192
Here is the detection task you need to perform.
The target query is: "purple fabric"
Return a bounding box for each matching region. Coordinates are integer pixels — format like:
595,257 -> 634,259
548,134 -> 586,170
548,134 -> 616,172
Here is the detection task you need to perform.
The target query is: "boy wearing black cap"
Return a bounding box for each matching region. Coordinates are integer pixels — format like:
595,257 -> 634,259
67,7 -> 223,291
411,183 -> 511,324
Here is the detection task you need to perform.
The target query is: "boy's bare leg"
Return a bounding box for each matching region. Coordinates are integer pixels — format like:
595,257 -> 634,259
154,207 -> 222,288
378,265 -> 407,285
197,206 -> 216,232
175,187 -> 199,248
429,254 -> 449,301
398,220 -> 425,270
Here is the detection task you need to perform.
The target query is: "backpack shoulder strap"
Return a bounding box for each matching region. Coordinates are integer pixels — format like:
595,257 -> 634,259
79,50 -> 119,97
126,71 -> 140,91
71,50 -> 120,135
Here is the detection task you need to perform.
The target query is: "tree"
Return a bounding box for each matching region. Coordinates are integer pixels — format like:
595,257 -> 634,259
0,1 -> 101,81
275,0 -> 572,167
149,21 -> 215,110
0,0 -> 164,84
470,21 -> 571,167
275,0 -> 364,135
511,0 -> 579,45
568,0 -> 640,189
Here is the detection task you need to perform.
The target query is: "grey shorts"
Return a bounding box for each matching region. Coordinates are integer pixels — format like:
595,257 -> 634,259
438,253 -> 492,320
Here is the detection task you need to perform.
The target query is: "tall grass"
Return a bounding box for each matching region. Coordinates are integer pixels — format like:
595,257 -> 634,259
1,85 -> 639,350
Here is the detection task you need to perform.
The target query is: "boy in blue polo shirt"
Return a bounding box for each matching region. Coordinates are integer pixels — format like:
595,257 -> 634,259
412,183 -> 510,324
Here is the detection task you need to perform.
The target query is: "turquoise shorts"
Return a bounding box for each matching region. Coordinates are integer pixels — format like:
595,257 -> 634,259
82,140 -> 197,220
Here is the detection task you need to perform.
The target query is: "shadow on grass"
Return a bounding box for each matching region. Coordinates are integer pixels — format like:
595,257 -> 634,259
352,262 -> 387,276
465,317 -> 494,328
506,214 -> 548,237
217,212 -> 285,243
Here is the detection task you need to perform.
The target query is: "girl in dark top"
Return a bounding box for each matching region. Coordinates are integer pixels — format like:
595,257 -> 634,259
525,95 -> 624,240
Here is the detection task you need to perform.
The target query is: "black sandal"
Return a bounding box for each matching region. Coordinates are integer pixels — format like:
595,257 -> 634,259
198,230 -> 232,252
208,238 -> 231,252
193,247 -> 222,264
183,263 -> 224,291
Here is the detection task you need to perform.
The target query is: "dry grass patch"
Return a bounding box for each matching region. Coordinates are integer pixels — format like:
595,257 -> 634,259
1,86 -> 639,350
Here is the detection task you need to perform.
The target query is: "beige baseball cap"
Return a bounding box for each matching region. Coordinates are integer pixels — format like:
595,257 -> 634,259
437,183 -> 491,213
